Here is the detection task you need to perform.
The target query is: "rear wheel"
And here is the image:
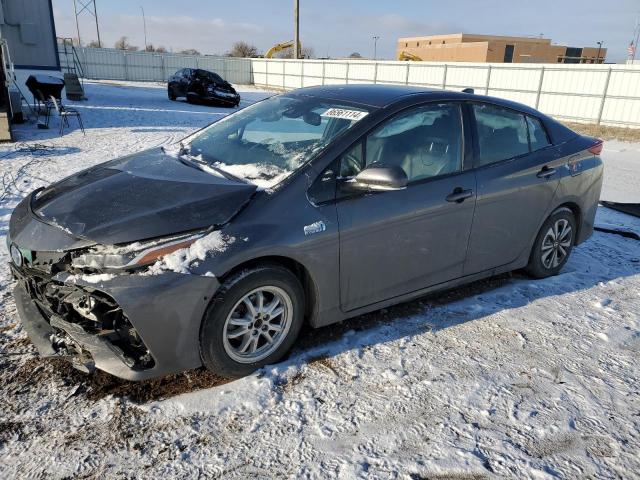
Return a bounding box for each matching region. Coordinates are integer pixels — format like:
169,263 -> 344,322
200,265 -> 305,378
525,209 -> 576,278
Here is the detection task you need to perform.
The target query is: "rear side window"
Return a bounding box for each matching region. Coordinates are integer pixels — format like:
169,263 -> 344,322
526,116 -> 551,151
473,104 -> 529,166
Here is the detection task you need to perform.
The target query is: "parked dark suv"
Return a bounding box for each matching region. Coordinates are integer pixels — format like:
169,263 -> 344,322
168,68 -> 240,107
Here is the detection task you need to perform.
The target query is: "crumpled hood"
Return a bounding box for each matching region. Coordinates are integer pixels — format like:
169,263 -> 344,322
30,148 -> 256,245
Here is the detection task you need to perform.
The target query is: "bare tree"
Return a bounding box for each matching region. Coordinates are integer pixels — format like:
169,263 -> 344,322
180,48 -> 201,56
114,36 -> 138,51
349,52 -> 362,58
229,41 -> 259,58
144,45 -> 168,53
87,39 -> 102,48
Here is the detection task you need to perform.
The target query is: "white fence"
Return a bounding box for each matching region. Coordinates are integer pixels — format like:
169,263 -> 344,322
60,46 -> 640,128
252,59 -> 640,128
59,46 -> 253,85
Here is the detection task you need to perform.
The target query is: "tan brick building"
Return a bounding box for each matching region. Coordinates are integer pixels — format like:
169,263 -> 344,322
396,33 -> 606,64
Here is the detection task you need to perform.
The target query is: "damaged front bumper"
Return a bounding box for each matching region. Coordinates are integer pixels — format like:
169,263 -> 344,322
11,265 -> 219,381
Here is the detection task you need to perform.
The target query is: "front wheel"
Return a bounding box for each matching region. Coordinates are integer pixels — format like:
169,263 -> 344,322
168,86 -> 177,100
186,92 -> 200,104
525,209 -> 576,278
200,265 -> 305,378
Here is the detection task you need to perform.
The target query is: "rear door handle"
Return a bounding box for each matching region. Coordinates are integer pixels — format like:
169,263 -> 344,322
446,188 -> 473,203
537,166 -> 556,178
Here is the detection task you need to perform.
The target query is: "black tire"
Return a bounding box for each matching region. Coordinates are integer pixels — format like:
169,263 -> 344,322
186,92 -> 198,104
168,86 -> 177,101
200,265 -> 305,378
525,208 -> 576,278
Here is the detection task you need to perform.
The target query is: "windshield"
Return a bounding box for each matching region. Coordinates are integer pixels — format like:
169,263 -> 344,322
180,95 -> 371,188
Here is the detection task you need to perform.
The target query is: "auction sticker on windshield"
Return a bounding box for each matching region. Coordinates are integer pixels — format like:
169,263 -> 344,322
321,108 -> 368,121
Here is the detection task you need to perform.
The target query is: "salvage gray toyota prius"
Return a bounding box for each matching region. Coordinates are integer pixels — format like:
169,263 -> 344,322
8,85 -> 603,380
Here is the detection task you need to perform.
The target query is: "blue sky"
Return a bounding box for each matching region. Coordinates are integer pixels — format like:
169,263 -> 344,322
52,0 -> 639,61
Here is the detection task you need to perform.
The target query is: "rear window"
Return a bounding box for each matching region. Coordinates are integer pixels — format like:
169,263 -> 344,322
473,104 -> 529,166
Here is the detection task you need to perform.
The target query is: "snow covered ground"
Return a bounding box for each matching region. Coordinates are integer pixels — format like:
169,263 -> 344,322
1,81 -> 639,479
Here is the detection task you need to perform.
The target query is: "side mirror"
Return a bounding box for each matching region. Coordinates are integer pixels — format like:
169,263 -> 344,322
346,165 -> 408,192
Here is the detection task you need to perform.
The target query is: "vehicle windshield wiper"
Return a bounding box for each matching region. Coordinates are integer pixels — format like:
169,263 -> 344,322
203,163 -> 247,183
176,153 -> 247,184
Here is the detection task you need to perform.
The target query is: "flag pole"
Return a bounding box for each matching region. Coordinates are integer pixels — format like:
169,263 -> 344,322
634,15 -> 640,61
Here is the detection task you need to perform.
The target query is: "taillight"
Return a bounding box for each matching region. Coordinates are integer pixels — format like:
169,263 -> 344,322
588,139 -> 603,155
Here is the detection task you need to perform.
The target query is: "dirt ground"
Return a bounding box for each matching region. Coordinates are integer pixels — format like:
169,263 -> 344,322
563,122 -> 640,141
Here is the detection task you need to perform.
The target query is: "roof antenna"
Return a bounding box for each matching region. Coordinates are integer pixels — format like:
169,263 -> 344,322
462,88 -> 475,94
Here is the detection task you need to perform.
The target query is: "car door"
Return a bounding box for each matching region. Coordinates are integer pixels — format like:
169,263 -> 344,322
178,69 -> 190,96
336,102 -> 477,312
463,103 -> 561,275
169,69 -> 179,87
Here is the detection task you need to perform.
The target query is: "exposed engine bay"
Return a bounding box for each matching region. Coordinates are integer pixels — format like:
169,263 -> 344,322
15,265 -> 154,372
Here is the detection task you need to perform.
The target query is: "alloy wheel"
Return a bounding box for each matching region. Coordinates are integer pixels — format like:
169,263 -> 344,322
222,286 -> 293,363
541,218 -> 572,269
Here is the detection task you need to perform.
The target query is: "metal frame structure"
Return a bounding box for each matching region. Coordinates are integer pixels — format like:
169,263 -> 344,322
73,0 -> 101,47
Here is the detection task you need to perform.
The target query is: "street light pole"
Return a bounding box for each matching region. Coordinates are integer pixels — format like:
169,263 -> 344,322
141,6 -> 148,51
596,41 -> 603,63
373,35 -> 380,60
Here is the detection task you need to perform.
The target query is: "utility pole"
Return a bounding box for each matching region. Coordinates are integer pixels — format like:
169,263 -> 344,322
293,0 -> 300,59
372,36 -> 380,60
73,0 -> 101,47
141,6 -> 148,51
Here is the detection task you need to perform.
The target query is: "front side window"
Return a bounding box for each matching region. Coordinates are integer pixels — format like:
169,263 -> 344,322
473,104 -> 529,166
180,96 -> 370,188
340,103 -> 463,183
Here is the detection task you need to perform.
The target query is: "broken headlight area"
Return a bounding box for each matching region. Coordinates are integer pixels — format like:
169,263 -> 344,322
23,273 -> 155,371
70,232 -> 206,272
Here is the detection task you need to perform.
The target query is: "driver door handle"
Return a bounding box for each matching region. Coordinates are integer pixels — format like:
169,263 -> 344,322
446,188 -> 473,203
537,165 -> 556,178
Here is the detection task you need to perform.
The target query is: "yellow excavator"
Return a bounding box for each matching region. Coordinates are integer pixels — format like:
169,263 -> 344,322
397,51 -> 422,61
265,40 -> 303,58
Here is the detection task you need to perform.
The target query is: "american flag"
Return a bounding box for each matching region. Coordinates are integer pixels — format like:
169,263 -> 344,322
629,41 -> 637,57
